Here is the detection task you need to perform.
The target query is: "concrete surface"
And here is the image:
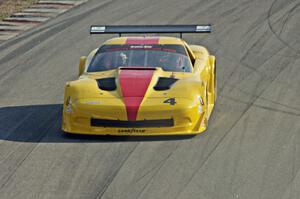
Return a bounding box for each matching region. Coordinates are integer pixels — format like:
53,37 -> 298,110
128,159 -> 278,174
0,0 -> 299,198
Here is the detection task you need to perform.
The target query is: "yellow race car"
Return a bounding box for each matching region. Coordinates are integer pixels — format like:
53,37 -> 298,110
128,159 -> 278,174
62,25 -> 216,136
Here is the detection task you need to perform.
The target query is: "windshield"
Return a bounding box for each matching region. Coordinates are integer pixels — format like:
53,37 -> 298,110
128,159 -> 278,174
87,44 -> 192,72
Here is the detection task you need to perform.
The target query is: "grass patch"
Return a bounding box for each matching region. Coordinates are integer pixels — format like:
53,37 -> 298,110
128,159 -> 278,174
0,0 -> 39,20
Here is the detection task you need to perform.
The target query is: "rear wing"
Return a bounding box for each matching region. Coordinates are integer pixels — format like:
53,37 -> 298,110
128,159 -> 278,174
90,25 -> 212,38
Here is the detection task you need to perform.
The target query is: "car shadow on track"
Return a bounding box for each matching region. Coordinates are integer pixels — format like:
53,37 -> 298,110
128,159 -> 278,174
0,104 -> 196,143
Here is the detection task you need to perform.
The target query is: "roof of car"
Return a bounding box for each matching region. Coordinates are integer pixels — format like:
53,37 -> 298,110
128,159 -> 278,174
103,36 -> 185,45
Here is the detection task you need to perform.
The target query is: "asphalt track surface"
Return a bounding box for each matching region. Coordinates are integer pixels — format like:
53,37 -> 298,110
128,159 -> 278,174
0,0 -> 299,198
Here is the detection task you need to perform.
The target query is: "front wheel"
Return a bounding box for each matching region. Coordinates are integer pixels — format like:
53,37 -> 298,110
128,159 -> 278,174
214,60 -> 217,102
205,87 -> 209,126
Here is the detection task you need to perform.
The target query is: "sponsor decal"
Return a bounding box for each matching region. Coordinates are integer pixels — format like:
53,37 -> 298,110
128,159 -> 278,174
196,25 -> 211,32
198,106 -> 203,113
118,129 -> 146,133
198,96 -> 204,105
83,101 -> 100,105
66,105 -> 72,113
91,26 -> 106,32
65,97 -> 72,113
130,45 -> 153,49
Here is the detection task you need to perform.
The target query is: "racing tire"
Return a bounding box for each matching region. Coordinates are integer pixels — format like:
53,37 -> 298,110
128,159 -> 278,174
205,87 -> 209,127
214,60 -> 217,102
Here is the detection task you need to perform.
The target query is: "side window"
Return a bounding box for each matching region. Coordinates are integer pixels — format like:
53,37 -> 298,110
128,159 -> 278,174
85,49 -> 98,71
183,42 -> 195,66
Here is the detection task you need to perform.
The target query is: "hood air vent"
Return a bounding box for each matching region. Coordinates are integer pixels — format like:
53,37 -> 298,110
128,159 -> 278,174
154,77 -> 178,91
96,78 -> 116,91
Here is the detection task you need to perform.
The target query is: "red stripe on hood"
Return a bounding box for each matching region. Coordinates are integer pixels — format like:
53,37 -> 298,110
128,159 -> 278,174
119,69 -> 154,121
126,37 -> 159,44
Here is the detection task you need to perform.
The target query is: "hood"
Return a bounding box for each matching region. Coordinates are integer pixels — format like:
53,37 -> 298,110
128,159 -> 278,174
68,67 -> 201,99
66,67 -> 203,120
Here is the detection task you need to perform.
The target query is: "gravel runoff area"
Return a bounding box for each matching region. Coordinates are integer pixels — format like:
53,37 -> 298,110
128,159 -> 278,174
0,0 -> 39,20
0,0 -> 87,42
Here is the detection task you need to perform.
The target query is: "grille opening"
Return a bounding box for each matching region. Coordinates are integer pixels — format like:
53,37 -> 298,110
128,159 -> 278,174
91,118 -> 174,128
154,77 -> 178,91
96,78 -> 116,91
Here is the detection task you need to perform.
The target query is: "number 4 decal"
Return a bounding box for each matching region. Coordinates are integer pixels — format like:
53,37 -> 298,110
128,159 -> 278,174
164,98 -> 176,105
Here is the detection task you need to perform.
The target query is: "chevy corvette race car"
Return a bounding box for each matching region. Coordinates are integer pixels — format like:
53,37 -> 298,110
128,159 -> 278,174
62,25 -> 216,135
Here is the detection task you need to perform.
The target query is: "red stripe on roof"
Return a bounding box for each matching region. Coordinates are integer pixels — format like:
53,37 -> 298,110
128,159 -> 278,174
126,38 -> 159,44
119,69 -> 154,121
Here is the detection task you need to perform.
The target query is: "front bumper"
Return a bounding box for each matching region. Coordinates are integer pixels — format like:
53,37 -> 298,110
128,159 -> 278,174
62,98 -> 207,136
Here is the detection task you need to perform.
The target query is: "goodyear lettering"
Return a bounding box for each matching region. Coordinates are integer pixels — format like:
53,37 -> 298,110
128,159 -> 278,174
118,129 -> 146,133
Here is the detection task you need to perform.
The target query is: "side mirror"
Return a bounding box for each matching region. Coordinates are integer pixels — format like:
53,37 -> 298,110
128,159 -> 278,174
79,56 -> 87,76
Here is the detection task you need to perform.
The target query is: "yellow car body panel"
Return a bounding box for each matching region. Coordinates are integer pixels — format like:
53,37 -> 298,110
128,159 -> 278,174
62,36 -> 216,136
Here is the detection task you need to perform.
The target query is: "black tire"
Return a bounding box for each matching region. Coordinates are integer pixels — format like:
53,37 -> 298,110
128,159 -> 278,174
205,88 -> 209,126
214,60 -> 217,102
